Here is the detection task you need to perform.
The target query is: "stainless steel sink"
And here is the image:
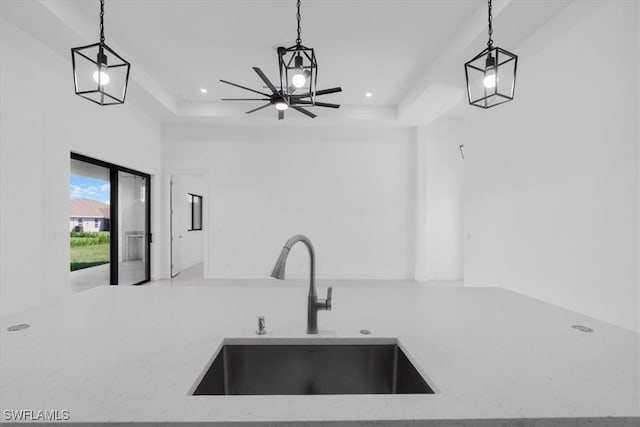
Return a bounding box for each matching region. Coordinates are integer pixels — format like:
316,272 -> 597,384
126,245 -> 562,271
192,338 -> 435,395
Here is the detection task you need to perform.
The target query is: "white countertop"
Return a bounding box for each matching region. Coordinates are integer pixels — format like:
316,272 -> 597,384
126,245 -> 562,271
1,281 -> 638,425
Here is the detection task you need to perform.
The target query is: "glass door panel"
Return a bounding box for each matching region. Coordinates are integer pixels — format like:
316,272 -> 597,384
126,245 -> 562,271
118,171 -> 149,285
70,158 -> 111,292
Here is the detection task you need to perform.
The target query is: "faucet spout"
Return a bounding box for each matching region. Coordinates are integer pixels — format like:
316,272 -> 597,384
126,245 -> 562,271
270,247 -> 290,280
270,234 -> 332,334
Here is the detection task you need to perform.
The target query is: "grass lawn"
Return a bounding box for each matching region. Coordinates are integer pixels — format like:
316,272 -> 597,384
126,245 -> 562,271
70,243 -> 110,271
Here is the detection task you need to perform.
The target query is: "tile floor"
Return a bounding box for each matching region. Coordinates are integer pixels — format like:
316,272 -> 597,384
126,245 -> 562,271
70,261 -> 147,293
171,263 -> 204,282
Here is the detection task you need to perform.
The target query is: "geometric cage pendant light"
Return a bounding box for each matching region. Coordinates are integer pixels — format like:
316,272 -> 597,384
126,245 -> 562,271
71,0 -> 131,106
464,0 -> 517,109
278,0 -> 318,104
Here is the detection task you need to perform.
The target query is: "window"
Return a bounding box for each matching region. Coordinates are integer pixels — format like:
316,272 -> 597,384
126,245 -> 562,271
189,193 -> 202,231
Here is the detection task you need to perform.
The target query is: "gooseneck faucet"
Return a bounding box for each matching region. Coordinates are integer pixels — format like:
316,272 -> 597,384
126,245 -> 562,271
270,235 -> 332,334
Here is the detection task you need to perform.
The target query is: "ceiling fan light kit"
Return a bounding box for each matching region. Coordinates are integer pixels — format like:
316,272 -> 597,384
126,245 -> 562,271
464,0 -> 518,109
71,0 -> 131,106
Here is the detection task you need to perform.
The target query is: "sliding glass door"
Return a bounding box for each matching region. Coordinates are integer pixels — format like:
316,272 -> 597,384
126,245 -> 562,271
70,153 -> 151,289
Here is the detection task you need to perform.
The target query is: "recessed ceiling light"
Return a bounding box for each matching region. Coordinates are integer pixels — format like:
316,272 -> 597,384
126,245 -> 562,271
200,88 -> 208,94
365,92 -> 372,97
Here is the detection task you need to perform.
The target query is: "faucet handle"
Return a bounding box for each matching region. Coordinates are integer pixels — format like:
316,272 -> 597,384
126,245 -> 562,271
325,286 -> 332,310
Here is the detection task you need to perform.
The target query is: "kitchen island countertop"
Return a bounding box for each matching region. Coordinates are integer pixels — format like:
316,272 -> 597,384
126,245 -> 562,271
1,281 -> 638,425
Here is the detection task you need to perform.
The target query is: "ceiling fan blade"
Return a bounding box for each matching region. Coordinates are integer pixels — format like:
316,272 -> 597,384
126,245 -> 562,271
221,98 -> 271,101
292,87 -> 343,98
315,87 -> 343,96
313,102 -> 341,109
253,67 -> 279,94
291,105 -> 317,119
246,103 -> 272,114
278,110 -> 284,120
220,79 -> 270,97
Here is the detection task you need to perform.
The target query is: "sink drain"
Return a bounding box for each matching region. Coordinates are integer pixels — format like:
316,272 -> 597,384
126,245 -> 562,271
572,325 -> 593,333
360,329 -> 371,335
7,323 -> 30,332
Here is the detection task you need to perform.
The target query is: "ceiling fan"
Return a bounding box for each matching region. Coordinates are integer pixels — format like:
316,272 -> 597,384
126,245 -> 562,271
220,67 -> 342,120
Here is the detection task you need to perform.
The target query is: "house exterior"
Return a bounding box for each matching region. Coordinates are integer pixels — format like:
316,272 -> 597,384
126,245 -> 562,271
69,199 -> 110,232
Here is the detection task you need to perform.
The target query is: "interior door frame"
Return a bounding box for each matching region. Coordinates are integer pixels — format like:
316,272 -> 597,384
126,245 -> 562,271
168,171 -> 207,279
71,152 -> 151,285
170,178 -> 179,278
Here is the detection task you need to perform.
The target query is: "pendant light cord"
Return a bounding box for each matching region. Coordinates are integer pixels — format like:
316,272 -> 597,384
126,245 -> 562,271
296,0 -> 302,45
99,0 -> 105,44
487,0 -> 493,48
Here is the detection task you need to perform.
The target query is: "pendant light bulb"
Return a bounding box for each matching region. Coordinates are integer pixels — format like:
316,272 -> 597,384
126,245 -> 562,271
292,71 -> 306,88
483,69 -> 496,89
93,67 -> 110,86
291,54 -> 306,88
483,55 -> 496,89
93,49 -> 110,86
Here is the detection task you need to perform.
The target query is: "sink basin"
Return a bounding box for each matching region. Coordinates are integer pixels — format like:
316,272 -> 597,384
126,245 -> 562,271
192,338 -> 435,395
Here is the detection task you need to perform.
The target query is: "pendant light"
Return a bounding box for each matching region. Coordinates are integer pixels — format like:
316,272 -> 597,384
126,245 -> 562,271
278,0 -> 318,104
464,0 -> 517,109
71,0 -> 131,106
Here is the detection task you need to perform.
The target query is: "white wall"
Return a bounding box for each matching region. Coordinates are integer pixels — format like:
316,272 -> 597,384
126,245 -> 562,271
415,116 -> 464,281
463,1 -> 639,331
0,19 -> 162,317
163,125 -> 415,280
171,173 -> 205,273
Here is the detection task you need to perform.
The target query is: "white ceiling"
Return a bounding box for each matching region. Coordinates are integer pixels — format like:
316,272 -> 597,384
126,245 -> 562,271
0,0 -> 573,126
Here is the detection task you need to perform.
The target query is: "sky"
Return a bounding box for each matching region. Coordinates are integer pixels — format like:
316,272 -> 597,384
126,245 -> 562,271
70,175 -> 110,204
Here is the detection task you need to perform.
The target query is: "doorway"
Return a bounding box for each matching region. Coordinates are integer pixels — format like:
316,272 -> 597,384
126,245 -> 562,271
70,153 -> 151,291
170,173 -> 205,280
